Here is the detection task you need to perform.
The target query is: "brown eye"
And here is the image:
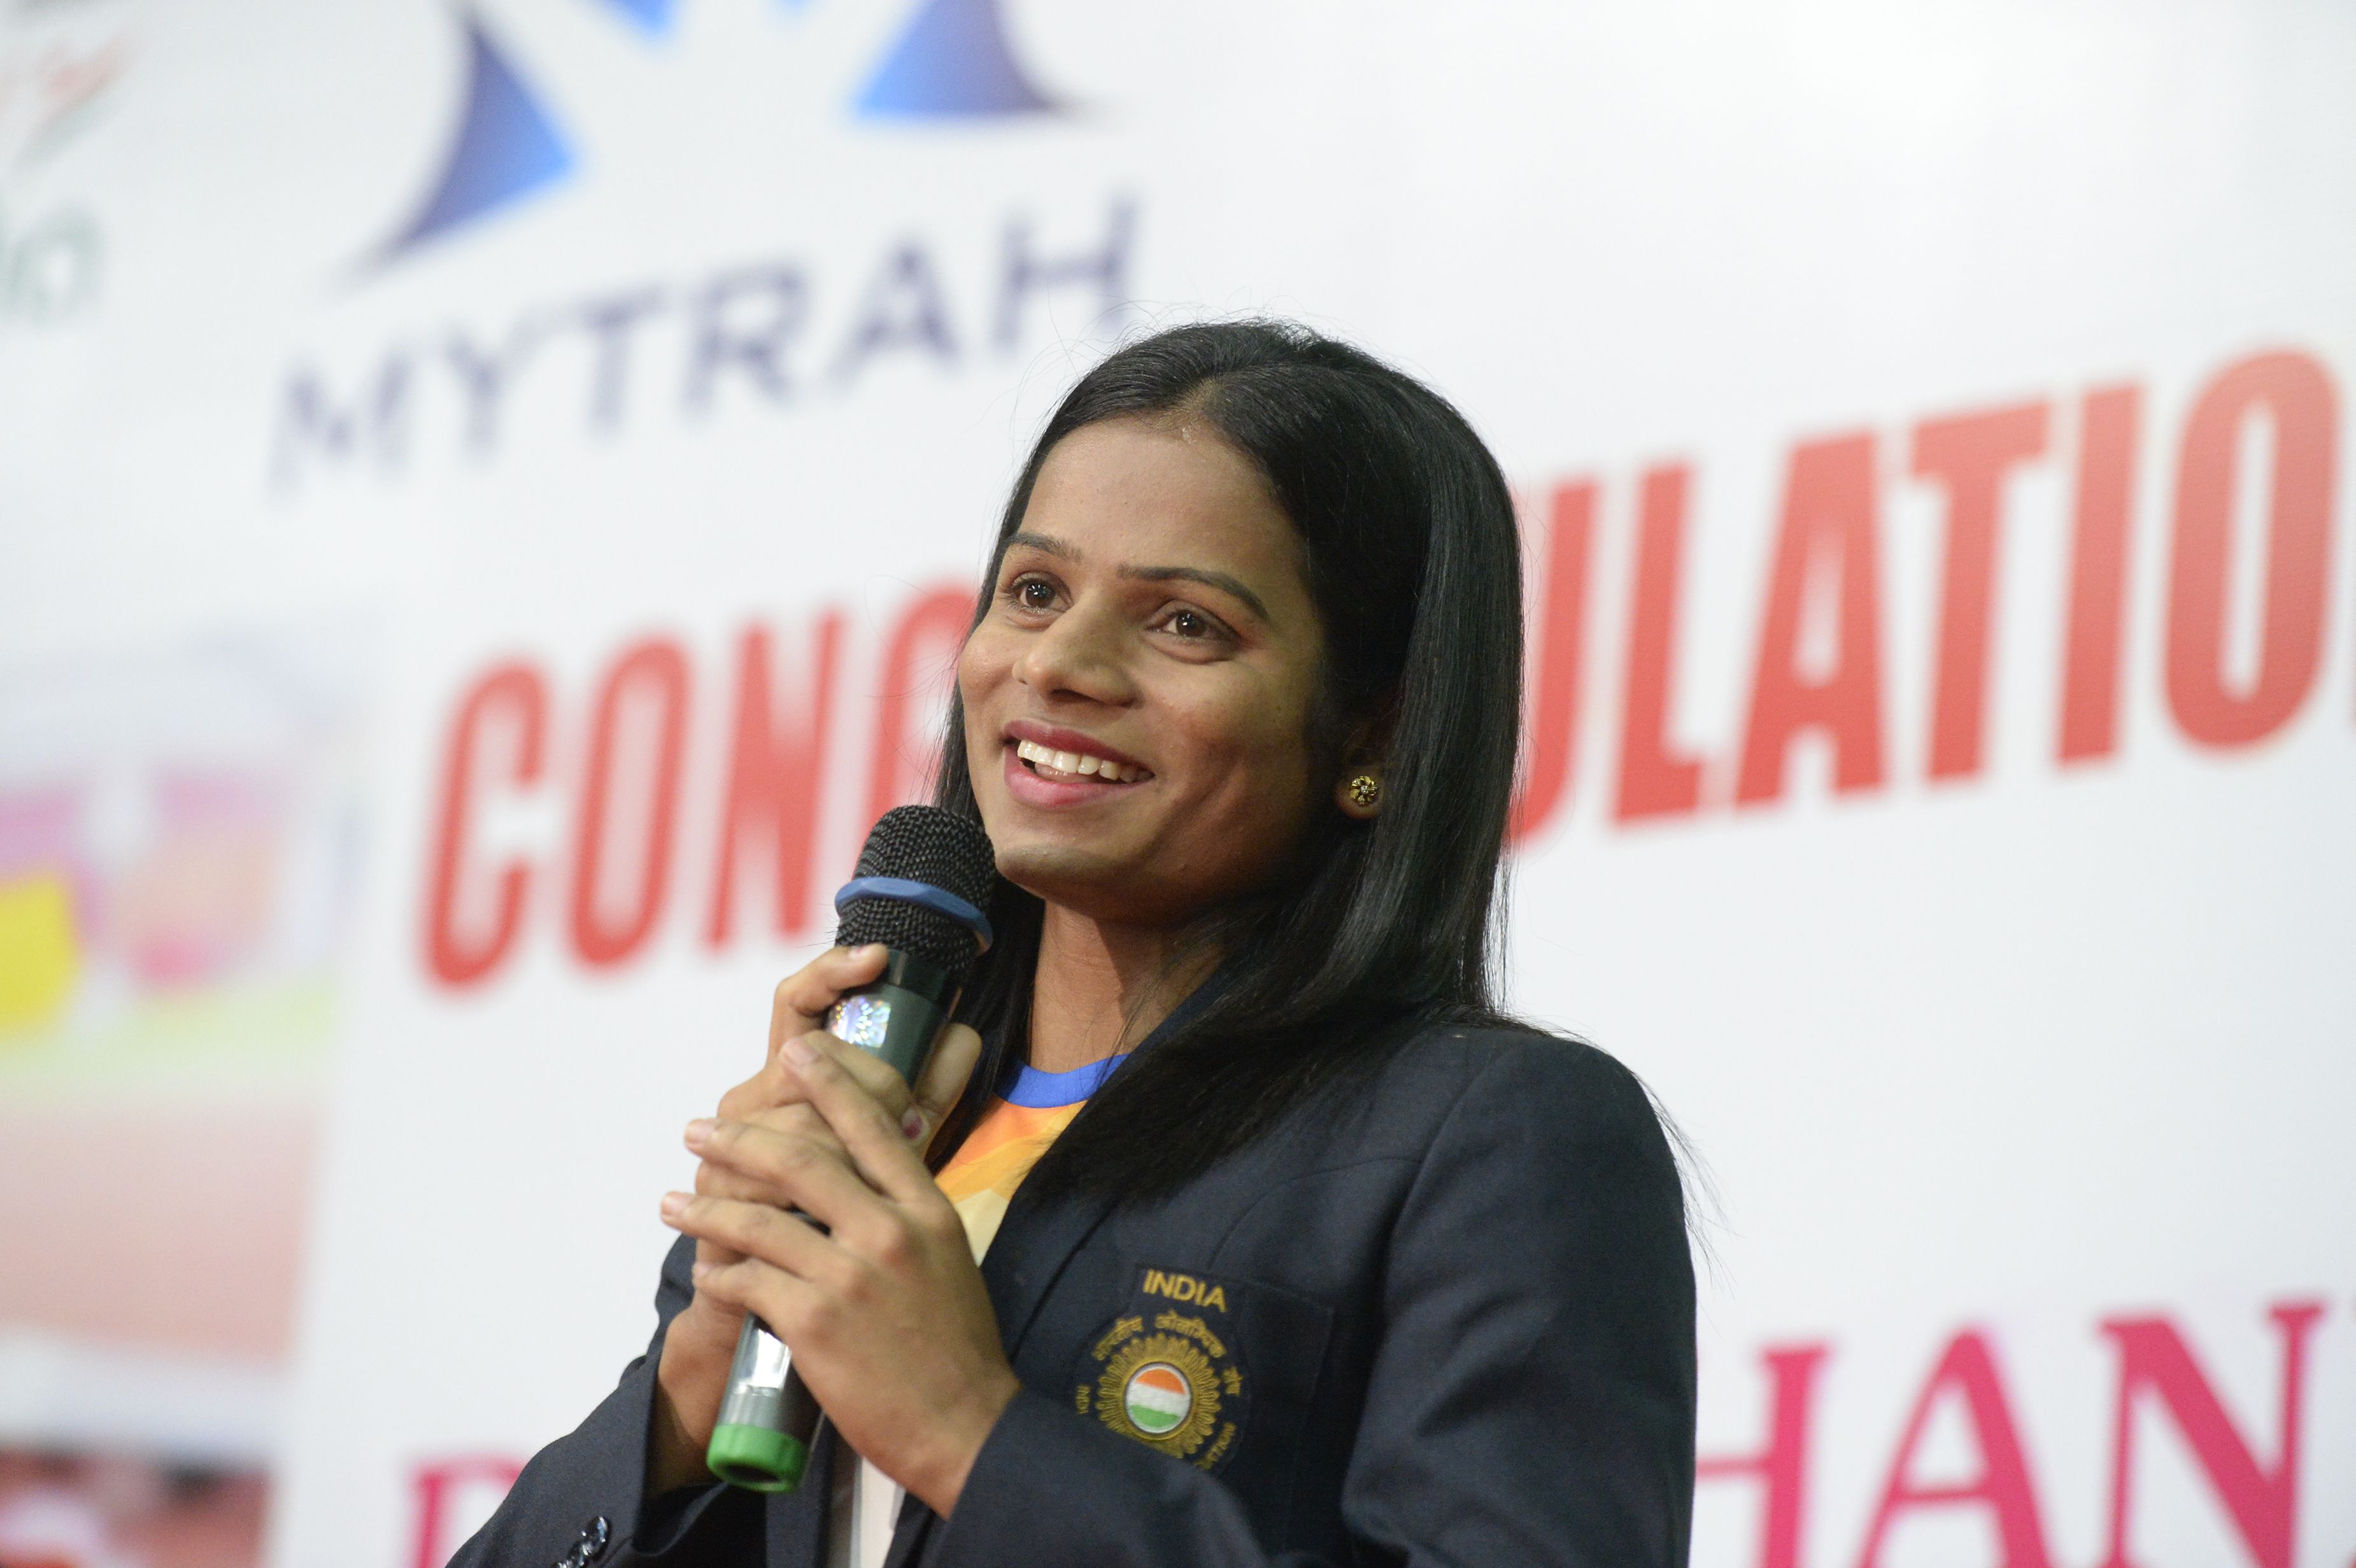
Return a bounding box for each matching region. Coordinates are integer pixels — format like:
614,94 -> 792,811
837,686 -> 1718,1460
1015,579 -> 1056,610
1153,605 -> 1232,647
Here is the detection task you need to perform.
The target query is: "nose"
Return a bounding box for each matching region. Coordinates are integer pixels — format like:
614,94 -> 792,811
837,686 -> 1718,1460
1016,599 -> 1137,707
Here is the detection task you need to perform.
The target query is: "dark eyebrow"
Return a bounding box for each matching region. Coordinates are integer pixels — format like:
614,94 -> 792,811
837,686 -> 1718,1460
1119,564 -> 1272,625
1004,530 -> 1273,625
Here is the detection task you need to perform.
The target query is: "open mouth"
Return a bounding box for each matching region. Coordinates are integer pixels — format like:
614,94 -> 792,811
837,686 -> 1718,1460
1012,737 -> 1152,784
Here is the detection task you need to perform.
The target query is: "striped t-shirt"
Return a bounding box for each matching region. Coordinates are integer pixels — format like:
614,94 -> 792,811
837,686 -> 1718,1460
834,1050 -> 1128,1568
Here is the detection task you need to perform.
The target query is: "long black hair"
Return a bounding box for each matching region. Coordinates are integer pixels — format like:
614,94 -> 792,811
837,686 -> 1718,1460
927,319 -> 1528,1201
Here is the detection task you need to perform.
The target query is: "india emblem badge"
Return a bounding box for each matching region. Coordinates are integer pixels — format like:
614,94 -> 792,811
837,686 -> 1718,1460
1075,1273 -> 1248,1471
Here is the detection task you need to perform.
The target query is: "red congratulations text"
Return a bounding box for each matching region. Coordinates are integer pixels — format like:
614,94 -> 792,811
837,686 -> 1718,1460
420,346 -> 2344,988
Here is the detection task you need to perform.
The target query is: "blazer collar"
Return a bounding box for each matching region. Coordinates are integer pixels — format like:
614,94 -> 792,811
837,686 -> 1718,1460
977,960 -> 1229,1350
883,966 -> 1233,1568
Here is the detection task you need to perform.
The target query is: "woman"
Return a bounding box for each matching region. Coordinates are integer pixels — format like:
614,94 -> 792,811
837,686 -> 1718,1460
456,320 -> 1696,1567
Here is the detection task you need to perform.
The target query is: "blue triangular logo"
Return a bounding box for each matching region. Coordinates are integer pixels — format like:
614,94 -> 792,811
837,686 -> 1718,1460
856,0 -> 1057,117
596,0 -> 678,35
383,16 -> 578,258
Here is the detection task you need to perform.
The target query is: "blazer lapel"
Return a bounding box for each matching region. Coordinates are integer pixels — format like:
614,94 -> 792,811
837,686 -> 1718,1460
884,965 -> 1229,1566
981,1178 -> 1122,1354
956,964 -> 1230,1356
880,1183 -> 1122,1568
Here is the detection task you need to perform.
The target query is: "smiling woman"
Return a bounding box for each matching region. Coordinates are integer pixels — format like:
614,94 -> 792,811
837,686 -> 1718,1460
451,321 -> 1696,1568
963,420 -> 1331,935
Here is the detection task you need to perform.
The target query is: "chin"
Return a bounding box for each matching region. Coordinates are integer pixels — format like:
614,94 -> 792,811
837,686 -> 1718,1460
1003,843 -> 1214,930
993,837 -> 1129,903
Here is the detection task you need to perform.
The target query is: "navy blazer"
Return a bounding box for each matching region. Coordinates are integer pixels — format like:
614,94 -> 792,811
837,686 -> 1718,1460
453,1025 -> 1696,1567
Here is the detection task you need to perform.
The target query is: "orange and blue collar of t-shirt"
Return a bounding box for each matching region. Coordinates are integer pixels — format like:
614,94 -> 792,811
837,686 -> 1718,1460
1002,1051 -> 1130,1108
936,1052 -> 1130,1256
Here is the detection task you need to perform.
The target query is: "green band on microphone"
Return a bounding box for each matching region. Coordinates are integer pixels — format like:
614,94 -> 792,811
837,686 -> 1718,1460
707,1420 -> 808,1492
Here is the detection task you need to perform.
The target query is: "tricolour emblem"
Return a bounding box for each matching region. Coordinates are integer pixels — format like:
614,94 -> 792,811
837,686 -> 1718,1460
1075,1283 -> 1247,1471
1123,1363 -> 1191,1435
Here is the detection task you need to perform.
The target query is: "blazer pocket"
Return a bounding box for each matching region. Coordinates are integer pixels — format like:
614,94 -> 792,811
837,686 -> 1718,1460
1067,1261 -> 1333,1502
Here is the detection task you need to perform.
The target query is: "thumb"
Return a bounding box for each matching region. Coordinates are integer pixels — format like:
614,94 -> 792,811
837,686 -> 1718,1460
909,1023 -> 984,1140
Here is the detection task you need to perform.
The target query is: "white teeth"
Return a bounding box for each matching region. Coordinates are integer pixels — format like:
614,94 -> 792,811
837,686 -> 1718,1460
1014,738 -> 1140,782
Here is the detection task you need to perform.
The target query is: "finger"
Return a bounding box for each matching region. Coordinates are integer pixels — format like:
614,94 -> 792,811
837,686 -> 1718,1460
695,1135 -> 844,1207
723,1035 -> 915,1139
802,1030 -> 916,1128
688,1117 -> 887,1231
697,1084 -> 891,1204
690,1254 -> 823,1346
662,1190 -> 841,1283
909,1024 -> 984,1142
768,945 -> 889,1061
741,1101 -> 834,1143
779,1036 -> 937,1207
720,1042 -> 863,1121
692,1234 -> 746,1275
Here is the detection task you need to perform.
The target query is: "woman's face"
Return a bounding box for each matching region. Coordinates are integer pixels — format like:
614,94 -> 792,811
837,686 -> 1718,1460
958,416 -> 1328,929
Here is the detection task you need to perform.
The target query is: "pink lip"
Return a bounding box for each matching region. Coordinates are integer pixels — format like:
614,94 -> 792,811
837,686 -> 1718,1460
998,722 -> 1151,810
1001,719 -> 1151,775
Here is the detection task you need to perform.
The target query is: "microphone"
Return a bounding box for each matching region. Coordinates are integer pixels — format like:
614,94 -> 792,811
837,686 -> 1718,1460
704,804 -> 998,1494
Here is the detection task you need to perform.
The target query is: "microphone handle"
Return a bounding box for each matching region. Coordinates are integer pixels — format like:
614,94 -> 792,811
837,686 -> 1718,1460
706,951 -> 961,1493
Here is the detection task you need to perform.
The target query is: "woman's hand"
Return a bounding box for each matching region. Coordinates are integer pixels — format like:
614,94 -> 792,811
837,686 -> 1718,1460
660,1032 -> 1019,1519
647,944 -> 983,1497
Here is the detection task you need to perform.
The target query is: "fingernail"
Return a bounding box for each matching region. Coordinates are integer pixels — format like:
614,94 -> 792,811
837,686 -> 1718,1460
685,1118 -> 715,1148
900,1109 -> 926,1141
660,1192 -> 688,1220
782,1035 -> 818,1068
860,943 -> 886,959
691,1261 -> 713,1283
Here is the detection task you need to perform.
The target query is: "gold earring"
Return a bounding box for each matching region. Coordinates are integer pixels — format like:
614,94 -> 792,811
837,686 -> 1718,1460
1346,773 -> 1381,810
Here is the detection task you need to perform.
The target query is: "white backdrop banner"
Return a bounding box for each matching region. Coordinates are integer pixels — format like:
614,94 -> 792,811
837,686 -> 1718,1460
2,1 -> 2350,1565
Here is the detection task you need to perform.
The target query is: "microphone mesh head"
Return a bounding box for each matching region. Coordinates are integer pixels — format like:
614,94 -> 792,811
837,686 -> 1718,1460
835,805 -> 998,975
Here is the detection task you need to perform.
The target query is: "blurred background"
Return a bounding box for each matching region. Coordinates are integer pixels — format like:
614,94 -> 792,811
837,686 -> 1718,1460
2,1 -> 2351,1565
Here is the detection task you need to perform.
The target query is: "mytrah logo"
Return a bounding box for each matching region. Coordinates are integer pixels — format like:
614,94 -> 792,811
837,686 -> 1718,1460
381,0 -> 1058,259
274,0 -> 1136,488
